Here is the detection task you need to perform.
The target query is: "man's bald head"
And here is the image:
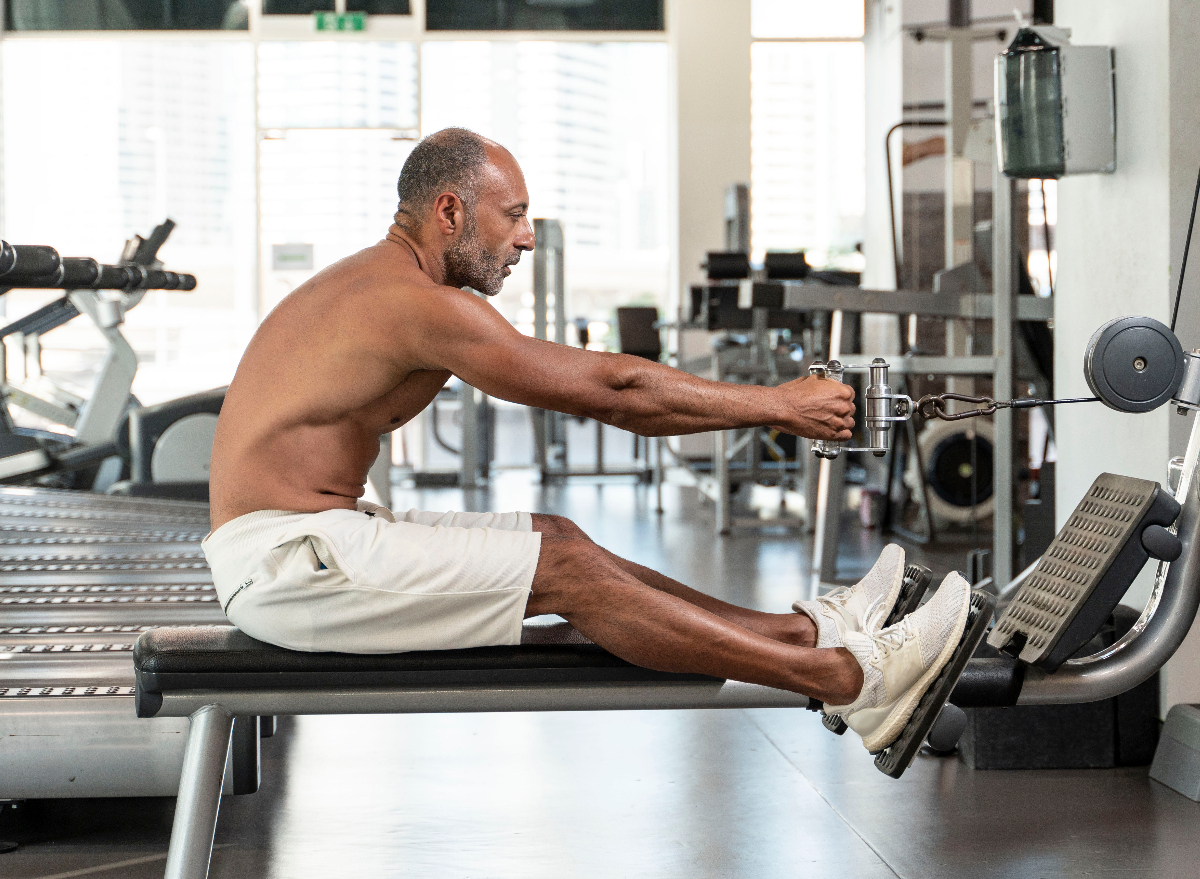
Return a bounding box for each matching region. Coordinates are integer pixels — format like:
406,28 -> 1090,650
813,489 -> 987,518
395,128 -> 492,227
392,127 -> 533,296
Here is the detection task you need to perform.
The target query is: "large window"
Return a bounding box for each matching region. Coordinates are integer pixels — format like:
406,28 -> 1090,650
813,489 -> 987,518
422,41 -> 670,339
5,1 -> 249,30
257,42 -> 419,313
1,40 -> 256,404
425,0 -> 662,31
1,24 -> 669,416
750,0 -> 866,269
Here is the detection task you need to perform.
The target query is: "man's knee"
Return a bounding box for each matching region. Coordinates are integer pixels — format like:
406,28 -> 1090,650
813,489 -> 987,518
531,513 -> 590,540
528,535 -> 610,615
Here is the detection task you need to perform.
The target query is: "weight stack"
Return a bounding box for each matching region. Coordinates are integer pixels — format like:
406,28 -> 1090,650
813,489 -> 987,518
959,605 -> 1160,769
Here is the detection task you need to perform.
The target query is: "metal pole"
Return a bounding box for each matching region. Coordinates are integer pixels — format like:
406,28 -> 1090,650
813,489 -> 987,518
460,383 -> 477,489
654,435 -> 664,513
595,419 -> 604,474
368,432 -> 392,508
809,309 -> 844,594
943,1 -> 975,404
164,704 -> 234,879
533,220 -> 566,479
991,166 -> 1016,590
715,429 -> 731,534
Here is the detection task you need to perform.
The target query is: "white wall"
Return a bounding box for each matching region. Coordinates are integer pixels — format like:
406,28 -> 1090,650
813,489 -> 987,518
668,0 -> 751,312
1054,0 -> 1200,711
862,0 -> 904,291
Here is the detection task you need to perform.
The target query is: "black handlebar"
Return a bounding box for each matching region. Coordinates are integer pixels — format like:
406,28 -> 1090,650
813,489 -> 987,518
0,242 -> 62,285
0,243 -> 196,292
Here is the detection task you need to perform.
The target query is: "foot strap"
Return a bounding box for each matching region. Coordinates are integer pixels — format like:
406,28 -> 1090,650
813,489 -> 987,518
872,587 -> 996,779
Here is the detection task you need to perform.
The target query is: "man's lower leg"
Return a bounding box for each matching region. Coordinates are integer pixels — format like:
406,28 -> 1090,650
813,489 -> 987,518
604,550 -> 817,647
531,512 -> 817,650
528,536 -> 862,704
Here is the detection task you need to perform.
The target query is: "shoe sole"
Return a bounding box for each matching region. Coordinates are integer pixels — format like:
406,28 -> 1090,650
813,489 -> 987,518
858,577 -> 972,754
822,563 -> 932,736
872,588 -> 996,778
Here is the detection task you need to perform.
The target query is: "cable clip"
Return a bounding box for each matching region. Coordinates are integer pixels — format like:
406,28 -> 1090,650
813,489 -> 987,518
916,393 -> 1101,421
916,393 -> 1000,421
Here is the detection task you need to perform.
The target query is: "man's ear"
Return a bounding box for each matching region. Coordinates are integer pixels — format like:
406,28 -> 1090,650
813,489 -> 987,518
432,192 -> 465,238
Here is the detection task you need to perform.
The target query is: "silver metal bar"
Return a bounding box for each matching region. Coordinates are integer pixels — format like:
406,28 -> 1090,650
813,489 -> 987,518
810,354 -> 997,376
459,382 -> 477,489
595,419 -> 604,474
164,704 -> 234,879
991,167 -> 1016,591
1019,414 -> 1200,704
819,453 -> 847,587
894,354 -> 996,375
151,680 -> 809,719
367,433 -> 392,509
715,429 -> 731,534
777,284 -> 1052,321
654,435 -> 664,514
944,10 -> 975,269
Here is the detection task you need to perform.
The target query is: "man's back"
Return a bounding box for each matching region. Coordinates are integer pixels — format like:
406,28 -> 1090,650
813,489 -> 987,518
208,240 -> 453,529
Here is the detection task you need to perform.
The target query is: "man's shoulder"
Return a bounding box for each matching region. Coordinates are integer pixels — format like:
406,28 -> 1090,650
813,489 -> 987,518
295,245 -> 442,312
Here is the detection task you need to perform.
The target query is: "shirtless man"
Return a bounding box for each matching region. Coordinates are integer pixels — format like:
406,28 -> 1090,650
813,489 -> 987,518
204,128 -> 970,753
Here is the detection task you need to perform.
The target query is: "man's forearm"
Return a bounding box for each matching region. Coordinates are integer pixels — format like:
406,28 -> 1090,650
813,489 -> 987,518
596,357 -> 783,436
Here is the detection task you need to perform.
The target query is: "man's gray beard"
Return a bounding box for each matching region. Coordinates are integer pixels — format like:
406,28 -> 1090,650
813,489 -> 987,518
443,221 -> 507,297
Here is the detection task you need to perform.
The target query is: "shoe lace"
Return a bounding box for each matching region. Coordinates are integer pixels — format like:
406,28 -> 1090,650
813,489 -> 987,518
815,586 -> 852,613
817,586 -> 887,631
868,618 -> 913,664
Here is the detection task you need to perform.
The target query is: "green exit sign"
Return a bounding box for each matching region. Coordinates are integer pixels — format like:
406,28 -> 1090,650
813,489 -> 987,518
314,11 -> 366,31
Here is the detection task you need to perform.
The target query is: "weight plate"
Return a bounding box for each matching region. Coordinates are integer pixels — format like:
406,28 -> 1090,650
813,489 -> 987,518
1084,315 -> 1185,413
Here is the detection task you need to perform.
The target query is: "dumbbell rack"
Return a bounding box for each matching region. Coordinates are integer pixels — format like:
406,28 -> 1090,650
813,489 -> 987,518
0,487 -> 257,800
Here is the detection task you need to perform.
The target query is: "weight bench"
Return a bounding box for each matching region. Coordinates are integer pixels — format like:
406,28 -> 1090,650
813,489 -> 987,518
134,609 -> 990,879
135,620 -> 811,879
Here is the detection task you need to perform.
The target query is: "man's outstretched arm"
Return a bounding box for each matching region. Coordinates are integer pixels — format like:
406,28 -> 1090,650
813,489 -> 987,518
406,285 -> 855,440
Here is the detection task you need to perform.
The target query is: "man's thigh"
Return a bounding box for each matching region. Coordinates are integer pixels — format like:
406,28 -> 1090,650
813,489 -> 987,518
228,510 -> 542,652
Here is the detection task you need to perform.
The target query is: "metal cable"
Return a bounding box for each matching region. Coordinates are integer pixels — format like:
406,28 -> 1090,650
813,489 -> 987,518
1171,159 -> 1200,332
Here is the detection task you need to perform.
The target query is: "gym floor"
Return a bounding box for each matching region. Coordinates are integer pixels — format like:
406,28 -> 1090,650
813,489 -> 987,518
3,474 -> 1199,879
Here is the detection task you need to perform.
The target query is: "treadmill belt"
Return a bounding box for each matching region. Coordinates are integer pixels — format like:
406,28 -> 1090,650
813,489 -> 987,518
0,490 -> 225,708
0,685 -> 135,698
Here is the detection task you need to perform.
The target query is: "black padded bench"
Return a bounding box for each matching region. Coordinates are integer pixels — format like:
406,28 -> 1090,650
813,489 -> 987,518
134,621 -> 807,879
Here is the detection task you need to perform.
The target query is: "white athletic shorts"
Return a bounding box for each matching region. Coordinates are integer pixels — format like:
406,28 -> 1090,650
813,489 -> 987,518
201,500 -> 542,653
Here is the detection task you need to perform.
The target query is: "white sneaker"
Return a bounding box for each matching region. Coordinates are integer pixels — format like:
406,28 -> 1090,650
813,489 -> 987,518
827,572 -> 972,753
793,544 -> 905,648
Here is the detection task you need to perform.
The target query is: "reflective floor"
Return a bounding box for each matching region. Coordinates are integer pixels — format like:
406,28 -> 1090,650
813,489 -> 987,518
4,475 -> 1200,879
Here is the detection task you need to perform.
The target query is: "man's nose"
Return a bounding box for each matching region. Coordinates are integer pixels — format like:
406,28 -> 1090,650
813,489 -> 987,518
515,216 -> 535,251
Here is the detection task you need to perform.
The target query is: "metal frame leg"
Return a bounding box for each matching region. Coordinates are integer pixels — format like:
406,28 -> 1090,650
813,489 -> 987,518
165,705 -> 234,879
715,429 -> 731,534
654,435 -> 664,514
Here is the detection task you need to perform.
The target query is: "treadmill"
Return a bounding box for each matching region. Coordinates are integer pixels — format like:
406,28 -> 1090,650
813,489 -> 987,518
0,486 -> 256,800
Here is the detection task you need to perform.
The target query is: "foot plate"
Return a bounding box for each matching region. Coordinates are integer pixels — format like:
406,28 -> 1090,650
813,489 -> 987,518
872,587 -> 996,779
